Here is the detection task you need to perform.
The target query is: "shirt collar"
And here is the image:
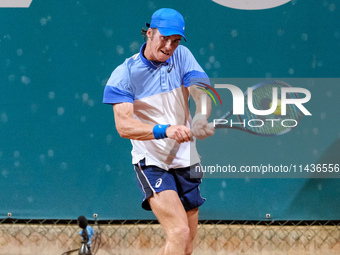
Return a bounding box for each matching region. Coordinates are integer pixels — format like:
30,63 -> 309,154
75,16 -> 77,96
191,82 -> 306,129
139,43 -> 170,69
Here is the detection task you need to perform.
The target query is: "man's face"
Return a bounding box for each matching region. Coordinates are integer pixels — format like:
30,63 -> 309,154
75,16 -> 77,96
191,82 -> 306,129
145,28 -> 182,62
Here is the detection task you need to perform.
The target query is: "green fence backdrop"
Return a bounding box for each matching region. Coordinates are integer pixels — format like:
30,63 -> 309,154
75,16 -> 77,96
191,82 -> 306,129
0,0 -> 339,221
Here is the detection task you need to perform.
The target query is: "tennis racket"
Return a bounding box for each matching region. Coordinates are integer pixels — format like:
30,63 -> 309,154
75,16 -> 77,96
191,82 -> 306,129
200,80 -> 304,136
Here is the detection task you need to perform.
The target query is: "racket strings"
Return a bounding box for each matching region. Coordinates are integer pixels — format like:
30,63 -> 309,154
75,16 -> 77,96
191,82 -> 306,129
242,81 -> 303,135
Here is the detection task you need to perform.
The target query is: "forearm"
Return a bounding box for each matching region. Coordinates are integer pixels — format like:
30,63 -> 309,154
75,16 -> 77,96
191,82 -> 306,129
112,103 -> 152,140
190,85 -> 215,139
114,112 -> 155,140
190,85 -> 212,118
114,103 -> 174,141
113,103 -> 191,143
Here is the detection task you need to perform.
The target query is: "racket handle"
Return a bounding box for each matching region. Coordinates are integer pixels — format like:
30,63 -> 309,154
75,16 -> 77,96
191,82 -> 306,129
207,122 -> 215,129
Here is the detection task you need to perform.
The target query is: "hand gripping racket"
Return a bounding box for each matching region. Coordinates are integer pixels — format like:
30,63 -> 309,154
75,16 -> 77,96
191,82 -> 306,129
200,80 -> 304,136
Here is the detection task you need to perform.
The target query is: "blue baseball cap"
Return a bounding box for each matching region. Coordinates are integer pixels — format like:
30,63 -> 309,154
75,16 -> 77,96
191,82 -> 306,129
148,8 -> 187,41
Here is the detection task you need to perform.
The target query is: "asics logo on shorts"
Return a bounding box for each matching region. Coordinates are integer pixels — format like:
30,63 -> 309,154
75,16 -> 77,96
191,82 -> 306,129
155,178 -> 162,188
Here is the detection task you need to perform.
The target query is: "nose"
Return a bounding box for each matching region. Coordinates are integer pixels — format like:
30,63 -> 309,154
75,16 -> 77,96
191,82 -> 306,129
165,39 -> 172,50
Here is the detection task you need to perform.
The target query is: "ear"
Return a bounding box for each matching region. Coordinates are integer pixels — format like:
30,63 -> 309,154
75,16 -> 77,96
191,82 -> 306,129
146,28 -> 153,39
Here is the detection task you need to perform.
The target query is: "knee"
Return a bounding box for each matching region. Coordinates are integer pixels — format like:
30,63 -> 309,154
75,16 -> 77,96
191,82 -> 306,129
168,225 -> 195,254
168,225 -> 190,242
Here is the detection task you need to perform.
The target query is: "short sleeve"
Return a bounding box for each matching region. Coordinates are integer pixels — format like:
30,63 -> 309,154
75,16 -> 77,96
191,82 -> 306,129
103,61 -> 134,105
178,46 -> 209,87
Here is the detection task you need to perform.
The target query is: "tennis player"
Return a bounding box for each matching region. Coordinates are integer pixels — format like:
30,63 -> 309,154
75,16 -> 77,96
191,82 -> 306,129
103,8 -> 214,255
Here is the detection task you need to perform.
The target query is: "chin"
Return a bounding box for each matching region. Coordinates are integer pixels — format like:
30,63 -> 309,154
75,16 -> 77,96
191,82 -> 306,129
157,52 -> 171,62
158,56 -> 170,62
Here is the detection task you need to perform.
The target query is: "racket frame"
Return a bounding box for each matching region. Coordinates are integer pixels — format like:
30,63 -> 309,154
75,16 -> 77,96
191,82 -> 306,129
210,80 -> 303,136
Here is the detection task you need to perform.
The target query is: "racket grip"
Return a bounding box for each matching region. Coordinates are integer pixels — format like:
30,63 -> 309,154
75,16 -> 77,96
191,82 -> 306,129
207,122 -> 215,129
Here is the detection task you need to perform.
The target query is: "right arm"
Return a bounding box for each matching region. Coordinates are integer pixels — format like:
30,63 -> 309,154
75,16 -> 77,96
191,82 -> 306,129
113,103 -> 191,144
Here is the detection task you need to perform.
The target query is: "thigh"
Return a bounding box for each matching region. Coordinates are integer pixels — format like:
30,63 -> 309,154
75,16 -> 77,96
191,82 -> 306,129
134,159 -> 178,210
148,190 -> 189,234
172,164 -> 206,211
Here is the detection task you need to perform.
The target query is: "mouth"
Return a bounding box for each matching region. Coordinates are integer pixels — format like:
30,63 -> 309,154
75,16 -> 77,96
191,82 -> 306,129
160,50 -> 170,56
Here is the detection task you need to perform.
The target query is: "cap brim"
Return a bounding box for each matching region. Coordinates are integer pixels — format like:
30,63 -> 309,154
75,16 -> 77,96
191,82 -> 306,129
157,27 -> 187,41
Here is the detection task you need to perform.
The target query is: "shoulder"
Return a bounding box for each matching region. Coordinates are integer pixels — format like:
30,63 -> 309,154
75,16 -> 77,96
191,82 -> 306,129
174,45 -> 192,56
172,45 -> 197,64
109,53 -> 141,79
126,53 -> 140,66
119,53 -> 141,70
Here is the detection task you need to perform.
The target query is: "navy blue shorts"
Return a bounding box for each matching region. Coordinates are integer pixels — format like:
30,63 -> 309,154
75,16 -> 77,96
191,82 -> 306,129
134,159 -> 205,211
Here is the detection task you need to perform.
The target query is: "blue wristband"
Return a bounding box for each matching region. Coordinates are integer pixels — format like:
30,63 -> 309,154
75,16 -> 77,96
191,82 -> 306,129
153,124 -> 170,139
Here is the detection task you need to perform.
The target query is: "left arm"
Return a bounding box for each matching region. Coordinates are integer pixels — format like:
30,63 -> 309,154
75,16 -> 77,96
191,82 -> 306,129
189,85 -> 215,139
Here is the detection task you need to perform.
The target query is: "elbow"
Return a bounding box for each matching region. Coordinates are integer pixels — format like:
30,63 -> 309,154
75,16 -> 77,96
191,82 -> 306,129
119,132 -> 130,139
116,126 -> 130,139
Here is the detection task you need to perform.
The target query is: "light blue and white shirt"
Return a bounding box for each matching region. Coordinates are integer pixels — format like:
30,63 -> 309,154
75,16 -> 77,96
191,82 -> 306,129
103,43 -> 208,170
